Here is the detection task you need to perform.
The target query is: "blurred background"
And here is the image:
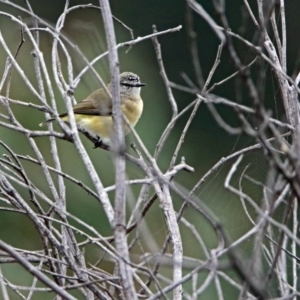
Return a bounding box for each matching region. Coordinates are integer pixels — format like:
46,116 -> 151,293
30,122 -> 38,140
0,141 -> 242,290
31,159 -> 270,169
0,0 -> 300,299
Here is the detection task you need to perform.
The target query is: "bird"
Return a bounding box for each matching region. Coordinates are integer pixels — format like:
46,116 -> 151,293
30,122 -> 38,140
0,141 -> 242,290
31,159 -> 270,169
39,72 -> 146,148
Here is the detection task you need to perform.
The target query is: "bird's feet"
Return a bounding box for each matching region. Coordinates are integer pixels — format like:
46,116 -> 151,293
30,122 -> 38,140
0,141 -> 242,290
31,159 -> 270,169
93,137 -> 103,149
93,137 -> 109,150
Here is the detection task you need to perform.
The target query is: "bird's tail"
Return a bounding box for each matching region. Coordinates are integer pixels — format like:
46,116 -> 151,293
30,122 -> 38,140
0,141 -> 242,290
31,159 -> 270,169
39,118 -> 55,127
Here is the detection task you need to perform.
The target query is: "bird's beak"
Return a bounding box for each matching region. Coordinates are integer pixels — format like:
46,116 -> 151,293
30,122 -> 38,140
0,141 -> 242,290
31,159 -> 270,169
121,82 -> 146,87
135,82 -> 146,87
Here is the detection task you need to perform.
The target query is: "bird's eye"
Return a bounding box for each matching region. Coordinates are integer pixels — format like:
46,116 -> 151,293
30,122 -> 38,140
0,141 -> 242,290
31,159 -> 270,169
128,75 -> 138,82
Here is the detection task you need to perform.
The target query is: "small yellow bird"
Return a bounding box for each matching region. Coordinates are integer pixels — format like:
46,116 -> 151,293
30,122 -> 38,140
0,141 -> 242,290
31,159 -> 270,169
40,72 -> 146,147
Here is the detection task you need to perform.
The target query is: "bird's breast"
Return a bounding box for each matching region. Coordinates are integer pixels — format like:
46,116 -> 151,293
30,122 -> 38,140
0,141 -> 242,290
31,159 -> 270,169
61,97 -> 143,142
121,98 -> 143,128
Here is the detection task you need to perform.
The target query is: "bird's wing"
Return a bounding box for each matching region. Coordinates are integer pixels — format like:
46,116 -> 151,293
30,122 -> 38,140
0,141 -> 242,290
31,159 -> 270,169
72,98 -> 101,115
61,89 -> 113,117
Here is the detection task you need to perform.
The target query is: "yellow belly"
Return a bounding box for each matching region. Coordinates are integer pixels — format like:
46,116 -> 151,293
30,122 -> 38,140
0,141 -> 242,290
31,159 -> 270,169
61,99 -> 143,144
74,115 -> 114,141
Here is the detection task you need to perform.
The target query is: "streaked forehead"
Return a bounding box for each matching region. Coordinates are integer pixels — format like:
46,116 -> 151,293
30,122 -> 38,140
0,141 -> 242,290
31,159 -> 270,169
120,72 -> 139,81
